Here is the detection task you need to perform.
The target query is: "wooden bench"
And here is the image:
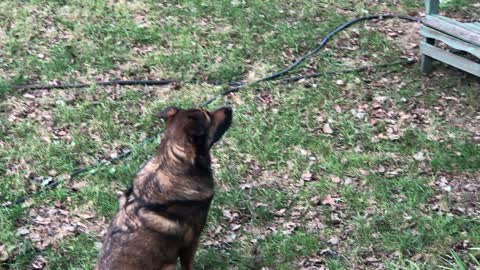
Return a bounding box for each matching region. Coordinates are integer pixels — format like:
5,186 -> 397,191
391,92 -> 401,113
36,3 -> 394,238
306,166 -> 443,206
420,0 -> 480,76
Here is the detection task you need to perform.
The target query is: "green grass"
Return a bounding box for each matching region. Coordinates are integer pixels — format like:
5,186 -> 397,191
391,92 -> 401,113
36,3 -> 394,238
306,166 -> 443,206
1,0 -> 480,269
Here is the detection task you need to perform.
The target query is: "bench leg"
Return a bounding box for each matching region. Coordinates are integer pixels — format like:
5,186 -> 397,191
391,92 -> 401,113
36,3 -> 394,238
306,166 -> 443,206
421,37 -> 436,74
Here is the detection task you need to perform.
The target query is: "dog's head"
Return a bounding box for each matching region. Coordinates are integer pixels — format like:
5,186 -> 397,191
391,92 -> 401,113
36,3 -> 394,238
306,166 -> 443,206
157,106 -> 232,150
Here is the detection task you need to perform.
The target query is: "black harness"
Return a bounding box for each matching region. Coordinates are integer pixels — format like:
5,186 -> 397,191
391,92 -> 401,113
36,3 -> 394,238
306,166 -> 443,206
126,186 -> 214,222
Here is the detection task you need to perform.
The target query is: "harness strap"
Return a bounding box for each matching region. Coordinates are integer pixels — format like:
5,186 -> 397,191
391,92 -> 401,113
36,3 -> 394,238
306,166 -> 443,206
132,192 -> 214,221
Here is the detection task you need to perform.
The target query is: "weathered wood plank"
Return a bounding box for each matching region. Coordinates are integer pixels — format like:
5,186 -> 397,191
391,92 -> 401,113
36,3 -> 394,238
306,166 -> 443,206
420,42 -> 480,77
423,16 -> 480,47
433,15 -> 480,35
425,0 -> 439,15
465,22 -> 480,30
420,26 -> 480,58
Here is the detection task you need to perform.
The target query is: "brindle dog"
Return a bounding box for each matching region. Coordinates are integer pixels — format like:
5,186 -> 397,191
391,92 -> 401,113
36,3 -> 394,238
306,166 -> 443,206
96,106 -> 232,270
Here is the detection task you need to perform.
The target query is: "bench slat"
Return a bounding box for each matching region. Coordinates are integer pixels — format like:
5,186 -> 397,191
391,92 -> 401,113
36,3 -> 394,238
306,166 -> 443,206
420,42 -> 480,76
465,22 -> 480,30
432,15 -> 480,34
420,25 -> 480,58
423,15 -> 480,46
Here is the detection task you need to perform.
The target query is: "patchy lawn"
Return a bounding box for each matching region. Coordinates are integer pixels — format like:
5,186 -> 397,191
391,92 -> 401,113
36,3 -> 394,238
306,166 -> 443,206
1,0 -> 479,269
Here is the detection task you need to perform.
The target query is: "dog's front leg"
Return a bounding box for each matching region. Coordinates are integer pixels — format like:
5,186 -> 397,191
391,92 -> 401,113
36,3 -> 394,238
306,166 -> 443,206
179,240 -> 198,270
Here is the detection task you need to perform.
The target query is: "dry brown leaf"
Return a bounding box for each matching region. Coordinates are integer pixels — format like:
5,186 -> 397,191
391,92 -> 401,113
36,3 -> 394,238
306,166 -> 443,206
72,181 -> 88,191
365,256 -> 380,262
47,169 -> 57,177
60,174 -> 71,181
0,245 -> 8,262
327,236 -> 340,245
323,123 -> 333,134
301,172 -> 313,181
330,176 -> 341,183
334,105 -> 342,113
413,151 -> 426,161
16,227 -> 29,236
231,224 -> 241,231
31,255 -> 48,269
321,195 -> 337,206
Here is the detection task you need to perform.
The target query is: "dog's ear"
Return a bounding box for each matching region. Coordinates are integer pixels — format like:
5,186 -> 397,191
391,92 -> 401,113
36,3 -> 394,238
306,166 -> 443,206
156,107 -> 180,123
209,107 -> 232,146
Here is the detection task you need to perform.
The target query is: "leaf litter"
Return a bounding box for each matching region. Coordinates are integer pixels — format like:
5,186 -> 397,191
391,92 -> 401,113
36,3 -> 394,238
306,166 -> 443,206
17,202 -> 107,251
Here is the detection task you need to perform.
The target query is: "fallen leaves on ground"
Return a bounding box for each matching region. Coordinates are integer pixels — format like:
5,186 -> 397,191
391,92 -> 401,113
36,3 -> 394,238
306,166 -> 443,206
429,173 -> 480,217
31,255 -> 48,269
17,202 -> 107,251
